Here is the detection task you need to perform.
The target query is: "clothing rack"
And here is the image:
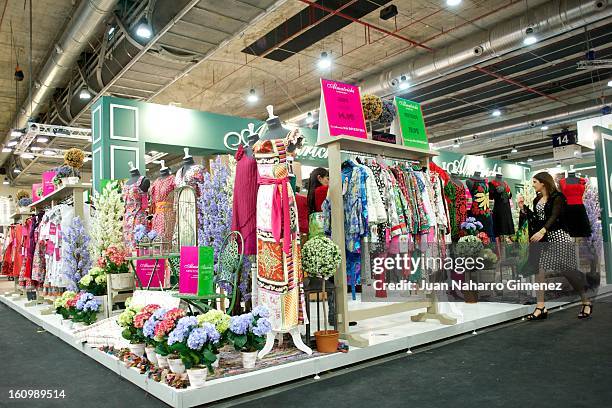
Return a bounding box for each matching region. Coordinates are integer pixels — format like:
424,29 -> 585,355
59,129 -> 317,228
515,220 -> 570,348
318,136 -> 456,347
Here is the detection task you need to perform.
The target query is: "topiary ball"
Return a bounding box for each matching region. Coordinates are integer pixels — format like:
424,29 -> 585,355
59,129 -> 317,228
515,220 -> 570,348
64,148 -> 85,169
361,94 -> 383,121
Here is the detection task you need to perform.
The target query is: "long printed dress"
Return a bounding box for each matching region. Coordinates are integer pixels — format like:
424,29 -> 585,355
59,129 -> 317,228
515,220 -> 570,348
253,133 -> 307,331
150,175 -> 176,247
467,178 -> 493,238
122,177 -> 149,251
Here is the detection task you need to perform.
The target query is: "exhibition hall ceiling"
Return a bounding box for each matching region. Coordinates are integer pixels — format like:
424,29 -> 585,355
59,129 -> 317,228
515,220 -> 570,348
0,0 -> 611,186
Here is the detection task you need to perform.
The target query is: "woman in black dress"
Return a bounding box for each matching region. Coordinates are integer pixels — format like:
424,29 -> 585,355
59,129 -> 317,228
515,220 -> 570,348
518,172 -> 593,320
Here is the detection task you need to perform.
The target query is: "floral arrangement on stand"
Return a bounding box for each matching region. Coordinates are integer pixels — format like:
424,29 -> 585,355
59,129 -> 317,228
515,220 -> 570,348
63,148 -> 85,183
90,181 -> 125,259
301,236 -> 341,352
377,99 -> 397,132
198,157 -> 234,292
61,217 -> 92,291
227,306 -> 272,368
78,266 -> 107,295
52,165 -> 74,187
134,224 -> 159,255
459,217 -> 483,237
16,189 -> 29,202
17,197 -> 32,208
97,244 -> 130,275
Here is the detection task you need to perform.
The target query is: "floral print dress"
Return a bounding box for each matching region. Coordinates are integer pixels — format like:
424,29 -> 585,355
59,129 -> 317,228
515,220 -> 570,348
122,177 -> 149,252
467,178 -> 493,238
253,132 -> 307,332
150,175 -> 176,246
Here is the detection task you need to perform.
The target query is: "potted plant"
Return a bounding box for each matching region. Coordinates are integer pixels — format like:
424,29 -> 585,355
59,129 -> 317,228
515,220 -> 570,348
301,236 -> 341,352
52,165 -> 73,187
78,266 -> 107,313
143,307 -> 186,373
17,197 -> 32,212
456,235 -> 485,304
196,309 -> 231,367
16,189 -> 30,211
72,292 -> 101,329
117,303 -> 147,359
134,304 -> 162,363
227,306 -> 272,369
167,316 -> 220,387
63,148 -> 85,184
54,291 -> 78,327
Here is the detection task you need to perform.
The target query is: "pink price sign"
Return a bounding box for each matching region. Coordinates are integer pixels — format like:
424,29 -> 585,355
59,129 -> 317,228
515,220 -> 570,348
320,79 -> 367,139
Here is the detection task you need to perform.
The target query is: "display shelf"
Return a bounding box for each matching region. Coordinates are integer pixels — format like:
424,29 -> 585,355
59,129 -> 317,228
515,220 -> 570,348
10,211 -> 33,220
28,183 -> 90,219
317,135 -> 437,159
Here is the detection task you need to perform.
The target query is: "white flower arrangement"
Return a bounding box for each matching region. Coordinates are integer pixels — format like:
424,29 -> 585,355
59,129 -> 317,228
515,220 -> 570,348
301,236 -> 341,279
90,181 -> 125,259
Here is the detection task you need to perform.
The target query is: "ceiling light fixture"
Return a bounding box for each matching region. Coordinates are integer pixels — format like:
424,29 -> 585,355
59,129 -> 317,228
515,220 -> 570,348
108,26 -> 116,36
511,145 -> 518,153
7,140 -> 18,147
453,139 -> 461,148
446,0 -> 461,6
14,168 -> 21,173
135,18 -> 152,39
540,125 -> 549,131
527,157 -> 533,162
21,153 -> 34,159
608,80 -> 612,87
37,136 -> 49,143
399,75 -> 410,90
306,112 -> 315,124
492,109 -> 502,117
317,52 -> 332,70
247,88 -> 259,103
2,148 -> 12,153
30,146 -> 42,151
523,27 -> 537,46
84,157 -> 91,162
79,87 -> 92,100
43,150 -> 55,156
556,162 -> 562,168
149,150 -> 158,155
10,130 -> 22,138
3,177 -> 9,185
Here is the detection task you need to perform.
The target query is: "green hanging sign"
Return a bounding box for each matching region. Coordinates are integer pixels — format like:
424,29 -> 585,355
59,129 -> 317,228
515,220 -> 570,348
395,97 -> 429,150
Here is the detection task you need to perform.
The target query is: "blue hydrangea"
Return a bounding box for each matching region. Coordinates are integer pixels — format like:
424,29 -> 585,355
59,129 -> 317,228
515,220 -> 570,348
152,308 -> 168,320
143,317 -> 157,338
252,317 -> 272,337
252,305 -> 270,319
76,292 -> 95,311
229,313 -> 252,335
168,316 -> 199,345
187,327 -> 207,350
201,322 -> 220,344
82,300 -> 100,312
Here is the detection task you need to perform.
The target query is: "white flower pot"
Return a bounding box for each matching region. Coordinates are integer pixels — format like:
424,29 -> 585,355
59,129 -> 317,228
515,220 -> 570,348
63,176 -> 80,186
156,354 -> 169,369
187,367 -> 207,388
212,356 -> 219,368
128,343 -> 146,357
94,295 -> 108,319
168,357 -> 186,374
241,351 -> 258,369
145,346 -> 158,365
61,319 -> 73,329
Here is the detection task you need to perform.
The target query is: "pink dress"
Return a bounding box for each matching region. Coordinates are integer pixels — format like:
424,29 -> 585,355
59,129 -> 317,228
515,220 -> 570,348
150,175 -> 176,246
122,177 -> 149,251
231,145 -> 258,255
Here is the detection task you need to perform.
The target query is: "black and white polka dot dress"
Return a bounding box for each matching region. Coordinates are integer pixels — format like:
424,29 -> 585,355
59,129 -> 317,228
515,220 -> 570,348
536,201 -> 576,272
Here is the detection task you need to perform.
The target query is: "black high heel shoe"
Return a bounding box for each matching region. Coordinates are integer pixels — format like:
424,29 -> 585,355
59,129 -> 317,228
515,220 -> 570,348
578,303 -> 593,319
526,306 -> 548,321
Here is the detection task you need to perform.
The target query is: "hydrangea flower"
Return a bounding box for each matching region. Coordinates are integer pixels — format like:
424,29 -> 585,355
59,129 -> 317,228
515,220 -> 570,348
252,305 -> 270,319
187,327 -> 207,350
197,310 -> 231,334
143,318 -> 157,338
201,322 -> 220,344
252,317 -> 272,337
76,292 -> 94,310
229,313 -> 252,335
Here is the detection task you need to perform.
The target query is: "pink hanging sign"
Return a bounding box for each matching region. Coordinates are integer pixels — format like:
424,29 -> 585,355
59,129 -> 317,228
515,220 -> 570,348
42,171 -> 57,196
179,246 -> 199,294
319,78 -> 367,139
136,258 -> 167,288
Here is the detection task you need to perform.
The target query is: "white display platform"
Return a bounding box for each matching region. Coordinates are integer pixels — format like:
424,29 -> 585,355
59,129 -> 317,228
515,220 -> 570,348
2,288 -> 610,407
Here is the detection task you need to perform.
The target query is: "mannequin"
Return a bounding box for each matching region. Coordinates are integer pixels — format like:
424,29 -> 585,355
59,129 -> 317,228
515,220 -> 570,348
150,160 -> 176,248
489,173 -> 514,236
122,161 -> 149,251
466,170 -> 493,237
565,171 -> 579,184
175,148 -> 205,247
559,172 -> 591,237
245,123 -> 258,158
252,105 -> 311,358
126,161 -> 150,191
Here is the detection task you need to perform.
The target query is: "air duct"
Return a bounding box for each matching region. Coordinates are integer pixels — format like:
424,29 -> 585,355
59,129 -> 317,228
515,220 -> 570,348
282,0 -> 611,121
431,98 -> 610,143
4,0 -> 119,140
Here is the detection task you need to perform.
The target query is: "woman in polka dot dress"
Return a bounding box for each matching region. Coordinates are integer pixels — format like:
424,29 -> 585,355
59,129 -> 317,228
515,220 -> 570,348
518,172 -> 593,320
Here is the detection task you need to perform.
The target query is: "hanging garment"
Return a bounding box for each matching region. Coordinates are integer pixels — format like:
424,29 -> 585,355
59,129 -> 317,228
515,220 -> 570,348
1,225 -> 15,276
489,180 -> 515,236
18,217 -> 33,289
150,175 -> 176,246
11,224 -> 24,279
253,136 -> 307,331
231,145 -> 259,255
122,177 -> 149,251
444,179 -> 468,242
342,160 -> 368,253
467,178 -> 494,237
559,178 -> 592,237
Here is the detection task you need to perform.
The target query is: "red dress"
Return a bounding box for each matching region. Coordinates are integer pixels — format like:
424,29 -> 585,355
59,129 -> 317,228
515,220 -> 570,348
559,178 -> 591,237
231,145 -> 258,255
295,193 -> 308,234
